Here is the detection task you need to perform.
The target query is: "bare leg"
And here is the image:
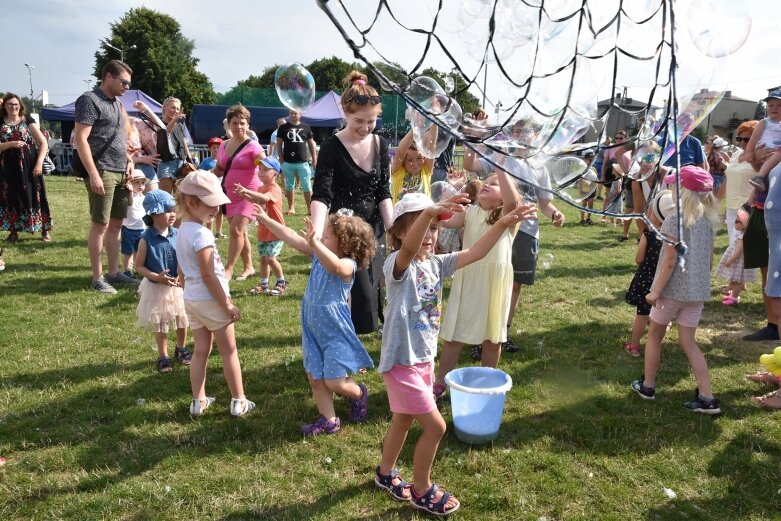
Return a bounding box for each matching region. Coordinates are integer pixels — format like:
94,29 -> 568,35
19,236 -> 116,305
435,340 -> 465,386
88,221 -> 109,281
307,374 -> 336,420
214,212 -> 224,236
122,253 -> 132,273
176,327 -> 187,348
324,376 -> 362,400
642,320 -> 667,388
480,340 -> 502,368
304,191 -> 312,214
630,314 -> 650,346
678,325 -> 713,398
507,282 -> 522,330
260,256 -> 271,280
105,218 -> 122,277
239,230 -> 254,277
730,281 -> 742,299
269,256 -> 284,280
224,215 -> 250,278
285,190 -> 295,214
155,331 -> 169,358
410,410 -> 459,512
379,412 -> 415,480
212,323 -> 245,399
190,327 -> 213,399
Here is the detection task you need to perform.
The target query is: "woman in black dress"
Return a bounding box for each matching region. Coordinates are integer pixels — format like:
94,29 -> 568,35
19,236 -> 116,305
0,93 -> 52,243
310,71 -> 393,334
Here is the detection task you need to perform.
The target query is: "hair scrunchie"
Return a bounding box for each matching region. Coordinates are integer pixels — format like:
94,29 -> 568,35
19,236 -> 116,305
353,79 -> 366,86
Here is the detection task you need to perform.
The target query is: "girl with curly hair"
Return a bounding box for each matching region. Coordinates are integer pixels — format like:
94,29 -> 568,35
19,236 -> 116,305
254,204 -> 376,435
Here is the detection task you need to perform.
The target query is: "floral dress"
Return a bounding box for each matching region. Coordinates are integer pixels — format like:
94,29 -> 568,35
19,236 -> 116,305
0,116 -> 52,233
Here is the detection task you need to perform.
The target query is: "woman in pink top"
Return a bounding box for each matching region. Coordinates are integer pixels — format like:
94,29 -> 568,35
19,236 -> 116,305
215,104 -> 266,280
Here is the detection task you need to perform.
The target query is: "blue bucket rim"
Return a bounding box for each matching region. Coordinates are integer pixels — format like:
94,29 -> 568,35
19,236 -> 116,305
444,367 -> 512,395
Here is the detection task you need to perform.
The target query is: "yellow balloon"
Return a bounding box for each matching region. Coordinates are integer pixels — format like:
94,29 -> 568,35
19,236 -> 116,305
771,368 -> 781,378
760,353 -> 775,366
774,345 -> 781,360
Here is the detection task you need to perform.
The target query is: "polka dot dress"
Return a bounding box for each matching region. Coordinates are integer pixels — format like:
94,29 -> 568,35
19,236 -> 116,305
625,228 -> 662,315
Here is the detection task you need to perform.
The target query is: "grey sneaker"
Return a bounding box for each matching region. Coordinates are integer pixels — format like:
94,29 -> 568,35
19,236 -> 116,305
630,376 -> 655,400
106,271 -> 140,285
92,277 -> 117,294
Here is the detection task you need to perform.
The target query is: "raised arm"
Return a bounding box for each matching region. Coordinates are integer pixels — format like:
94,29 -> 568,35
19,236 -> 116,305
497,166 -> 521,215
456,203 -> 537,269
304,218 -> 354,281
391,130 -> 414,173
253,203 -> 312,255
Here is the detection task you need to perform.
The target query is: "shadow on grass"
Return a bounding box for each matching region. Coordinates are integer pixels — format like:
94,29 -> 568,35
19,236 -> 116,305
645,432 -> 781,520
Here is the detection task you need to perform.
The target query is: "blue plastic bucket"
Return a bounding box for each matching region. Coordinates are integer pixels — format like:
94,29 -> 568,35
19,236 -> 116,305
445,367 -> 513,444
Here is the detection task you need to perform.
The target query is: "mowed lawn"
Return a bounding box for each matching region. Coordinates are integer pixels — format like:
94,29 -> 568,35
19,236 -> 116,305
1,176 -> 780,520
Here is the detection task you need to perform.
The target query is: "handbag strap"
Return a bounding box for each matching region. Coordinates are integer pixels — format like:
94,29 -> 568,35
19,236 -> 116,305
222,139 -> 251,177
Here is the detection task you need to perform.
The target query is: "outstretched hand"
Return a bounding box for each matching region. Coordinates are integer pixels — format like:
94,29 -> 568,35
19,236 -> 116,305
427,200 -> 468,221
235,183 -> 251,201
252,202 -> 267,220
300,217 -> 319,246
497,203 -> 537,227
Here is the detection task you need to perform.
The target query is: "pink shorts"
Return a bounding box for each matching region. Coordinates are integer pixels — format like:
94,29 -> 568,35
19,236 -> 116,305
382,362 -> 437,415
649,297 -> 704,328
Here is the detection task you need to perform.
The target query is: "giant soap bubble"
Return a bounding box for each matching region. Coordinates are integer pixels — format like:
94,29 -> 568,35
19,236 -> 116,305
406,77 -> 463,159
686,0 -> 751,58
274,64 -> 316,112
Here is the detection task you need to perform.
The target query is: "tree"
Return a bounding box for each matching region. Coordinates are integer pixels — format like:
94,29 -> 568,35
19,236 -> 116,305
93,7 -> 216,115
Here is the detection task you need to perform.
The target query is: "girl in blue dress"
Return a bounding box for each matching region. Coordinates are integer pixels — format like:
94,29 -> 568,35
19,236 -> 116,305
254,204 -> 376,436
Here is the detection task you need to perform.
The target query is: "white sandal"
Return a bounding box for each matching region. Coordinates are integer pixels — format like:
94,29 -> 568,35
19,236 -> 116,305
230,397 -> 256,417
189,396 -> 216,416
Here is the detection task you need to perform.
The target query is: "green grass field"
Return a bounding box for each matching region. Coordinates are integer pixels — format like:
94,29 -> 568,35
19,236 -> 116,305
1,177 -> 780,520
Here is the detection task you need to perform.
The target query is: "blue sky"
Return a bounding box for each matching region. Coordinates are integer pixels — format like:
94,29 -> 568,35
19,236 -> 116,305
4,0 -> 779,111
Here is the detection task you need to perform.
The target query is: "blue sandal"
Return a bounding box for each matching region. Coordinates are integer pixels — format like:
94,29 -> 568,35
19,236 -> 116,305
374,467 -> 411,501
410,483 -> 460,516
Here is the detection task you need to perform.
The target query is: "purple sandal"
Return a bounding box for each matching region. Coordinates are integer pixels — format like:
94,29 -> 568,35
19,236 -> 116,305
349,383 -> 369,423
301,415 -> 340,436
410,483 -> 460,516
374,467 -> 411,501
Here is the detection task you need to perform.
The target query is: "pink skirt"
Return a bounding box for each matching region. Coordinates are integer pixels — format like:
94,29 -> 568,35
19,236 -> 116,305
136,278 -> 188,333
225,169 -> 260,219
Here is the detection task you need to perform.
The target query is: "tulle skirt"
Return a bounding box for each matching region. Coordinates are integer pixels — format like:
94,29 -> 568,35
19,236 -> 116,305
136,278 -> 189,333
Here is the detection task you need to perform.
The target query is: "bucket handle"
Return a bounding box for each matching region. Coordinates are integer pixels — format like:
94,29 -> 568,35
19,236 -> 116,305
444,372 -> 513,395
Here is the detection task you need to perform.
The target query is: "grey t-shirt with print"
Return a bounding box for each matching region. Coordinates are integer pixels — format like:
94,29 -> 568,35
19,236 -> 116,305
74,88 -> 127,172
378,251 -> 458,373
475,155 -> 550,239
655,214 -> 713,302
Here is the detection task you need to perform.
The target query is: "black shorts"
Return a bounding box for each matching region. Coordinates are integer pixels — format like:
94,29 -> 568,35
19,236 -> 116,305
743,208 -> 768,269
511,232 -> 538,285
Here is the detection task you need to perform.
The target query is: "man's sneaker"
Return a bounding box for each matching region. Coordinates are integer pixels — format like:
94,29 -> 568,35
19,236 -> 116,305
503,338 -> 519,353
301,415 -> 341,436
349,383 -> 369,423
106,271 -> 141,285
92,277 -> 117,294
684,389 -> 721,415
742,326 -> 780,341
189,396 -> 216,416
630,376 -> 655,400
230,397 -> 256,417
471,345 -> 482,360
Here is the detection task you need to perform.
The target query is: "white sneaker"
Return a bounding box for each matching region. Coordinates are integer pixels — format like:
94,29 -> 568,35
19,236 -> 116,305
230,397 -> 256,417
189,396 -> 216,416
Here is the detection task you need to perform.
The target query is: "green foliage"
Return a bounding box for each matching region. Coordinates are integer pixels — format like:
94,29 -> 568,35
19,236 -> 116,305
93,7 -> 216,115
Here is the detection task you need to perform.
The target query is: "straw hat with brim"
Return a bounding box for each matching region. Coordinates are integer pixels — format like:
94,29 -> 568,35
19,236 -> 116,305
651,189 -> 675,223
178,170 -> 231,207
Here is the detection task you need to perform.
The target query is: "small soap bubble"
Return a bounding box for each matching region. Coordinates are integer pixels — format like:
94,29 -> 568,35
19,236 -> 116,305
274,64 -> 316,112
540,253 -> 554,270
136,398 -> 145,406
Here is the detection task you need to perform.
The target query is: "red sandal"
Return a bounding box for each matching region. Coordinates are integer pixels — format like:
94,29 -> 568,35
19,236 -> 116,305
623,342 -> 641,357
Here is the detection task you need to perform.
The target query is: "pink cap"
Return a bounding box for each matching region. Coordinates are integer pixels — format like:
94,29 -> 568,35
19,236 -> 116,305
663,165 -> 713,193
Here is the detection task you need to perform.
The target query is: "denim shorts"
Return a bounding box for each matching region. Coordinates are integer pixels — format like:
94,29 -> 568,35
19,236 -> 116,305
157,159 -> 183,180
121,226 -> 144,255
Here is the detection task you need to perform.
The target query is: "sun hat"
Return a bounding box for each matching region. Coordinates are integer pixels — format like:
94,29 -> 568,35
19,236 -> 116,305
259,156 -> 281,173
207,137 -> 223,147
583,149 -> 595,157
764,89 -> 781,102
143,189 -> 175,215
178,170 -> 231,207
129,169 -> 147,181
392,192 -> 434,225
711,137 -> 726,148
663,165 -> 713,193
651,189 -> 675,223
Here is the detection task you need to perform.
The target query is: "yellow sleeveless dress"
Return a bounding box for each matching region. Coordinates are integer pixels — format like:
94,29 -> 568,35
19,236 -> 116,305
440,205 -> 515,344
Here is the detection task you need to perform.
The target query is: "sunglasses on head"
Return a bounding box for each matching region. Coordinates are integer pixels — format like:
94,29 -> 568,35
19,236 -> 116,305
735,137 -> 750,143
638,153 -> 657,164
345,95 -> 382,105
112,74 -> 131,89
